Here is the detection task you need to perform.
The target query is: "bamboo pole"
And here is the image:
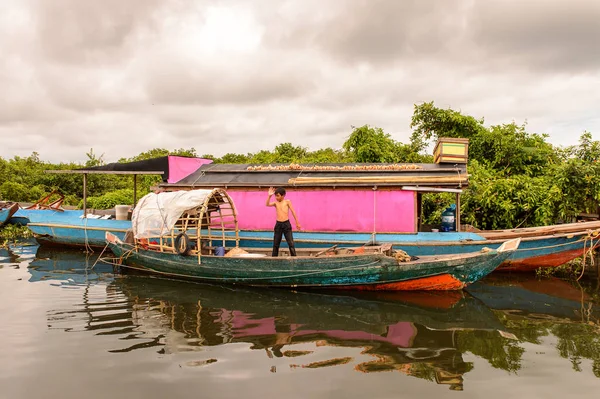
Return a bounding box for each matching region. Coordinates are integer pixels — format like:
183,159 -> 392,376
456,192 -> 461,232
218,206 -> 226,248
83,173 -> 87,218
133,174 -> 137,206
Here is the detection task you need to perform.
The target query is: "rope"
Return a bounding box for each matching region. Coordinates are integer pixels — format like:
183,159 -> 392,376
89,243 -> 109,270
577,230 -> 600,281
512,234 -> 599,252
456,168 -> 462,188
83,215 -> 94,254
371,187 -> 377,245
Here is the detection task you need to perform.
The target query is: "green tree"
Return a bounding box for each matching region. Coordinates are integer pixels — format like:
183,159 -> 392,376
343,125 -> 400,163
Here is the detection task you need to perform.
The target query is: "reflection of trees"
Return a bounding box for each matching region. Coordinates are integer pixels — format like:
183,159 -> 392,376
488,313 -> 600,378
552,323 -> 600,377
455,330 -> 524,373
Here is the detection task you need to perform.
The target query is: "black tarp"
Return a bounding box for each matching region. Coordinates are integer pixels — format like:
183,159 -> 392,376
78,157 -> 170,181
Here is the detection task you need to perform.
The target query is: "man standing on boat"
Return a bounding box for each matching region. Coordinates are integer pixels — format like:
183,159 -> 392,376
266,187 -> 301,257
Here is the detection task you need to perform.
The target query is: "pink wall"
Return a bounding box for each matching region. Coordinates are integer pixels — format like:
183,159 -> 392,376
228,189 -> 416,233
167,156 -> 213,183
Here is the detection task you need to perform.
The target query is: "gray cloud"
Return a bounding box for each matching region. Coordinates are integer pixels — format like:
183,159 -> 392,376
144,55 -> 316,105
33,0 -> 164,65
0,0 -> 599,163
469,0 -> 600,72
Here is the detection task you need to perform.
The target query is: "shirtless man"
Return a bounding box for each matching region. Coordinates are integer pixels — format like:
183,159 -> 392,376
266,187 -> 301,257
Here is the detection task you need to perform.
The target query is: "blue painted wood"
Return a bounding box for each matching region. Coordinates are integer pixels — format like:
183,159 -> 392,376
20,210 -> 130,247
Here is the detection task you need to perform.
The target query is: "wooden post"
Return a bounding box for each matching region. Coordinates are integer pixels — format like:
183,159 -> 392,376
416,193 -> 422,232
133,174 -> 137,206
83,173 -> 88,218
595,250 -> 600,281
456,192 -> 461,232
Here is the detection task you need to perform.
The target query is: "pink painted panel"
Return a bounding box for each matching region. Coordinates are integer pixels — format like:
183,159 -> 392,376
228,189 -> 416,233
167,156 -> 213,183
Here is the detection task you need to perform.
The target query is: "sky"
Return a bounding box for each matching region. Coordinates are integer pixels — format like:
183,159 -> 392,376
1,0 -> 599,164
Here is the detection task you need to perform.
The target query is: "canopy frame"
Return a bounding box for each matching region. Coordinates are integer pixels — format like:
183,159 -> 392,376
134,188 -> 239,264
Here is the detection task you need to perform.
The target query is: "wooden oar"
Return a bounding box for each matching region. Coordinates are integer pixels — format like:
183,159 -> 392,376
315,245 -> 338,257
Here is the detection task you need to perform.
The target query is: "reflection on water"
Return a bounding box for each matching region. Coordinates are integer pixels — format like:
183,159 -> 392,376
1,243 -> 600,395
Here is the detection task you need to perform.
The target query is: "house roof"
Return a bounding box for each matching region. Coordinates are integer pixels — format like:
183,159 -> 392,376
162,162 -> 469,189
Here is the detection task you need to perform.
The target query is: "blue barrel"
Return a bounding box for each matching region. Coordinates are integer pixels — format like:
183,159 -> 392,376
441,204 -> 456,232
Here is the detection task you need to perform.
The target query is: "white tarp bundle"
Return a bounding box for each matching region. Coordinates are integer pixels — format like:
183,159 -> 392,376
132,189 -> 215,239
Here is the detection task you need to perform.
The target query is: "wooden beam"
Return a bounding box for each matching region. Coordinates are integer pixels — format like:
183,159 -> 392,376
83,173 -> 87,218
133,174 -> 137,206
456,192 -> 461,232
45,170 -> 163,175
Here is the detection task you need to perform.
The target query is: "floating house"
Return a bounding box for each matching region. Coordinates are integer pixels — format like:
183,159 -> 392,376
162,160 -> 468,234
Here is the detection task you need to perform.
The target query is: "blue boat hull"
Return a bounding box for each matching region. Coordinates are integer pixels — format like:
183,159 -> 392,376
23,210 -> 129,248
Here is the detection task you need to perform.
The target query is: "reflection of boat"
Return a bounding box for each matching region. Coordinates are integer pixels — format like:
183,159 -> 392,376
0,248 -> 17,264
26,246 -> 115,285
0,241 -> 38,264
467,274 -> 600,323
107,188 -> 520,290
103,275 -> 509,389
0,201 -> 18,227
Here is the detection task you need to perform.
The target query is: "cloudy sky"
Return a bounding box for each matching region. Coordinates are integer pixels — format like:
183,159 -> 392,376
1,0 -> 599,163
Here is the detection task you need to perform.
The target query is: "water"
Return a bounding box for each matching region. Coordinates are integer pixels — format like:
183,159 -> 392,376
1,242 -> 600,398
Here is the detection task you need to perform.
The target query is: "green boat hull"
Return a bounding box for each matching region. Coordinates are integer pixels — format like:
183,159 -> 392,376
107,241 -> 514,290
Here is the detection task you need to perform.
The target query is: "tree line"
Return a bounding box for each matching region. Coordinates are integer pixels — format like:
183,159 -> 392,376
1,102 -> 598,230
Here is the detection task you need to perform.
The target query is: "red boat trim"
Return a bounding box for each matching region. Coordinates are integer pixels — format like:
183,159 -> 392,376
498,248 -> 590,272
331,274 -> 466,291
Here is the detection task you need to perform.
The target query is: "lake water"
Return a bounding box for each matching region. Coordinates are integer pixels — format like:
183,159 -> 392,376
1,242 -> 600,398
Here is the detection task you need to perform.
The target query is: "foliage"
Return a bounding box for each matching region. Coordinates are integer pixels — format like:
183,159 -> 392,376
0,225 -> 33,247
420,192 -> 455,226
460,161 -> 558,229
411,102 -> 557,176
343,125 -> 398,162
83,189 -> 136,209
455,330 -> 525,373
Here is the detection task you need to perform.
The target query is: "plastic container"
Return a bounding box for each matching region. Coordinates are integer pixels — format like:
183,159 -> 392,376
441,204 -> 456,232
115,205 -> 130,221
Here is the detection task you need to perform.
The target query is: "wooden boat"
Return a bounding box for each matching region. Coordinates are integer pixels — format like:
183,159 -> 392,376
105,188 -> 520,290
0,202 -> 19,227
21,211 -> 596,273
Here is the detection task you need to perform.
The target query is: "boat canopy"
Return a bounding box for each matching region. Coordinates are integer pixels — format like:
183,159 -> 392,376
130,188 -> 239,262
133,189 -> 236,239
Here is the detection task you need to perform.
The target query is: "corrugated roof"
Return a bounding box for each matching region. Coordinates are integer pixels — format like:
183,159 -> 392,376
162,163 -> 469,189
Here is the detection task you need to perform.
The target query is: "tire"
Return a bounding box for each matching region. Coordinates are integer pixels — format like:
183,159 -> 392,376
174,233 -> 191,256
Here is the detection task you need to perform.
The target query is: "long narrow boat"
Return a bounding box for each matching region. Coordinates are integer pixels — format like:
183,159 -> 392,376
0,202 -> 19,227
104,188 -> 520,290
107,232 -> 518,290
18,210 -> 595,272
